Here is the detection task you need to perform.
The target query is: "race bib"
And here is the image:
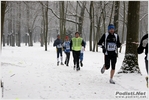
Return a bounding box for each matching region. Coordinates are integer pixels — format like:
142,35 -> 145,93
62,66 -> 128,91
57,44 -> 62,48
107,43 -> 116,51
66,45 -> 70,50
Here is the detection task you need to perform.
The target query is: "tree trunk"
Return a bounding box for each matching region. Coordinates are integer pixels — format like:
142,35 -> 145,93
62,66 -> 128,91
27,4 -> 33,47
12,2 -> 17,46
113,1 -> 120,57
95,13 -> 102,52
89,1 -> 93,51
8,3 -> 13,46
78,1 -> 86,35
113,1 -> 120,33
26,2 -> 29,46
25,34 -> 29,46
40,34 -> 44,47
76,2 -> 78,31
40,6 -> 44,47
44,1 -> 48,51
10,3 -> 15,47
3,35 -> 5,46
29,31 -> 33,46
109,1 -> 114,24
1,1 -> 6,46
59,1 -> 64,41
16,2 -> 21,47
102,2 -> 106,34
92,2 -> 96,52
17,2 -> 21,47
42,3 -> 45,46
7,35 -> 10,45
11,34 -> 15,47
118,1 -> 141,74
119,1 -> 126,53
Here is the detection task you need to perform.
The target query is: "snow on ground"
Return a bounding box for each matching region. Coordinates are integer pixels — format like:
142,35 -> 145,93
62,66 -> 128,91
1,42 -> 148,100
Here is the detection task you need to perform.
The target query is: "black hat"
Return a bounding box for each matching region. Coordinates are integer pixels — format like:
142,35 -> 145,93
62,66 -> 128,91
75,32 -> 80,35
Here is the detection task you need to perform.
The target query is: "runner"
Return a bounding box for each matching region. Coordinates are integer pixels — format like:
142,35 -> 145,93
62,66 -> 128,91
63,36 -> 70,66
80,43 -> 86,67
98,24 -> 121,84
70,32 -> 85,71
53,35 -> 64,66
137,34 -> 148,87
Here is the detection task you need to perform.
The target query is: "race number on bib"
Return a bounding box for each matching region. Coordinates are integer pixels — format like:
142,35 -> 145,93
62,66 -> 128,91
66,45 -> 70,50
107,43 -> 116,51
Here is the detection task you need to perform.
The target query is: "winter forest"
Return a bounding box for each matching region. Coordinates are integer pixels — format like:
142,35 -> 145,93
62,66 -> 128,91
1,1 -> 148,49
1,1 -> 148,99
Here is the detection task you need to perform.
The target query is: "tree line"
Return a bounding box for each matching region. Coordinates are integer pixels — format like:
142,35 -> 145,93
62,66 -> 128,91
1,1 -> 148,50
1,1 -> 148,73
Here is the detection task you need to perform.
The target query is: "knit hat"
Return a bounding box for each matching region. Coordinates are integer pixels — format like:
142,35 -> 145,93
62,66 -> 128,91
108,24 -> 115,31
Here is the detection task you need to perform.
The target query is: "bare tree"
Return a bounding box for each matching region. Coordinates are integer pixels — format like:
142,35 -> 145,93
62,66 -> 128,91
89,1 -> 93,51
40,4 -> 44,47
44,1 -> 48,51
24,2 -> 41,46
113,1 -> 120,57
59,1 -> 66,41
26,2 -> 31,46
118,1 -> 141,74
1,1 -> 7,47
92,2 -> 96,52
119,1 -> 126,53
16,2 -> 21,47
109,1 -> 114,24
78,1 -> 86,34
95,2 -> 103,52
113,1 -> 120,33
8,2 -> 15,47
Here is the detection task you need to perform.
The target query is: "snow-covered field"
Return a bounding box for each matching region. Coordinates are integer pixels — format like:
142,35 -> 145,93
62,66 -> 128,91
1,42 -> 148,100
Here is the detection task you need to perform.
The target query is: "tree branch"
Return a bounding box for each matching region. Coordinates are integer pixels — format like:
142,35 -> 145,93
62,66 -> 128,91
39,1 -> 80,24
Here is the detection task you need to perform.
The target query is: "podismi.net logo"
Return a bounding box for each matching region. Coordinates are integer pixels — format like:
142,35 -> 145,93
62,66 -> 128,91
114,91 -> 148,99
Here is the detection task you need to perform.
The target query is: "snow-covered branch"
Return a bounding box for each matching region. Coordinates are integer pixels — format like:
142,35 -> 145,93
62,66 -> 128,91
39,1 -> 80,24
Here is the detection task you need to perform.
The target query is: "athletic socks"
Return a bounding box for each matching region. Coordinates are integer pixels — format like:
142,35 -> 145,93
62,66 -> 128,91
109,79 -> 115,84
57,57 -> 64,65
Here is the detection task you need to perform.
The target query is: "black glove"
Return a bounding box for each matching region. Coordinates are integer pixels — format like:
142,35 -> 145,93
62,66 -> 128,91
137,47 -> 144,54
101,46 -> 106,53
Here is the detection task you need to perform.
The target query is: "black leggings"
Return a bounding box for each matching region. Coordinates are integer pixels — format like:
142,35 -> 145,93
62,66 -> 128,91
57,48 -> 62,58
105,54 -> 117,70
72,50 -> 80,68
65,52 -> 70,65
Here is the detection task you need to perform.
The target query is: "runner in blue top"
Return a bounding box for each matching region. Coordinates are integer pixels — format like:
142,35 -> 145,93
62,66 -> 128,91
63,36 -> 70,66
80,42 -> 86,67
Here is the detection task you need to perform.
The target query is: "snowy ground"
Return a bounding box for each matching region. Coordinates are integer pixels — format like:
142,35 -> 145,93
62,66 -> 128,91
1,42 -> 148,100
